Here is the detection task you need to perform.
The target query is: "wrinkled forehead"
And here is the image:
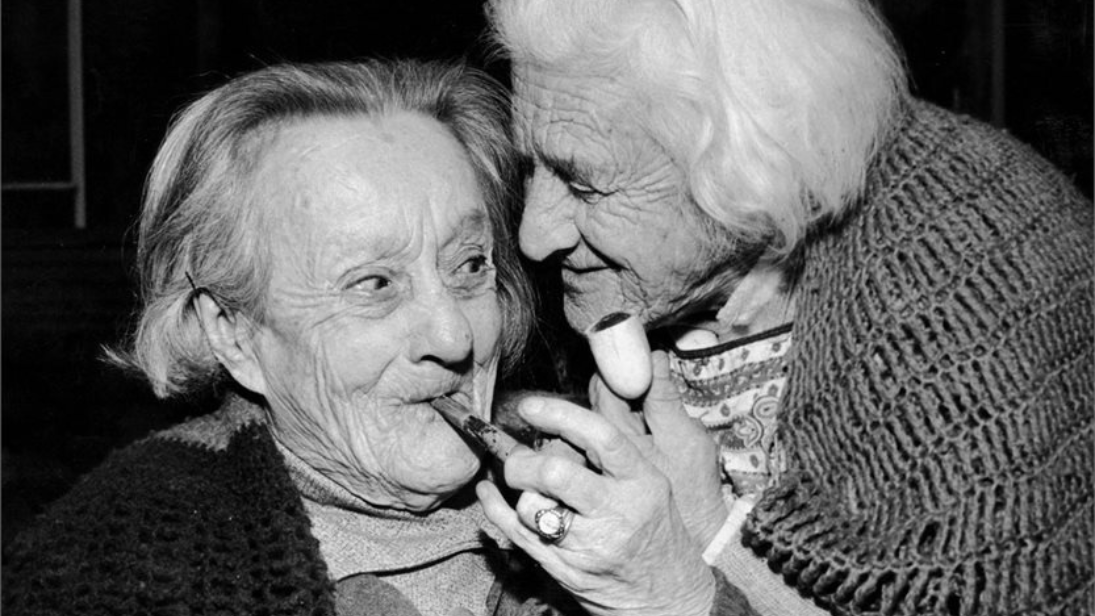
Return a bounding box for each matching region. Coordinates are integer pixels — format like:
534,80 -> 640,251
251,113 -> 488,266
511,65 -> 644,153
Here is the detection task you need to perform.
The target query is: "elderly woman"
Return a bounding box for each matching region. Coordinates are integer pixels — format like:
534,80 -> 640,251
2,59 -> 530,616
482,0 -> 1094,615
1,59 -> 754,616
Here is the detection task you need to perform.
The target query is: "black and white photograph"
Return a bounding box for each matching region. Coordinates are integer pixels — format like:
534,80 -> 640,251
3,1 -> 1092,614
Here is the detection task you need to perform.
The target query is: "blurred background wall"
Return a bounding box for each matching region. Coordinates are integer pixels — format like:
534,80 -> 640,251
2,0 -> 1092,547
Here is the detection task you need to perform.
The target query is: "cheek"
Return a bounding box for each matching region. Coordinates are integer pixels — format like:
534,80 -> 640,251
586,200 -> 679,272
321,320 -> 397,386
468,294 -> 504,364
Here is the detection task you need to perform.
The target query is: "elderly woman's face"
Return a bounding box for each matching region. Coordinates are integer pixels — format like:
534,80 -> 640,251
245,112 -> 503,512
514,68 -> 745,332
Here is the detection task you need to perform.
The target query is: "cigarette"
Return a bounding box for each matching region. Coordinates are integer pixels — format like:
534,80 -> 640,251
586,311 -> 652,399
431,396 -> 523,461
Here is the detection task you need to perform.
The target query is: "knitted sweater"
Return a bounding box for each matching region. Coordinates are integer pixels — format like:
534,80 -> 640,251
2,399 -> 338,615
743,101 -> 1094,615
2,395 -> 755,616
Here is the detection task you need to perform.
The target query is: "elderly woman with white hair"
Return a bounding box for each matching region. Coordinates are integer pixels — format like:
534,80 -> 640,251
481,0 -> 1094,615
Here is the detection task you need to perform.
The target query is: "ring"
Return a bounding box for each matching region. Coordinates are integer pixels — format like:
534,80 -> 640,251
534,506 -> 574,543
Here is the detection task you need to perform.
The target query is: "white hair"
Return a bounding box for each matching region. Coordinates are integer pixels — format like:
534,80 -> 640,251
489,0 -> 908,255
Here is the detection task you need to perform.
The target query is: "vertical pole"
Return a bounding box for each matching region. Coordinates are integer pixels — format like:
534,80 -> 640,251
68,0 -> 86,228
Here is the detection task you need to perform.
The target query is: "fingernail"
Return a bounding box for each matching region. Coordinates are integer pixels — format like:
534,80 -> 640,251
521,397 -> 544,416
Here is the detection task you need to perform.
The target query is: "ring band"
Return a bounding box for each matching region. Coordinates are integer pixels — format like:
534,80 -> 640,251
534,506 -> 574,543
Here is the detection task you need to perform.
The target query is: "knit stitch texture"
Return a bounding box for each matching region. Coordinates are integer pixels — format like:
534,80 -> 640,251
744,101 -> 1094,615
2,403 -> 337,615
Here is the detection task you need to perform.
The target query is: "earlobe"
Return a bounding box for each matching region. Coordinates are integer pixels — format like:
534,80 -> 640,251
193,293 -> 269,396
717,264 -> 790,329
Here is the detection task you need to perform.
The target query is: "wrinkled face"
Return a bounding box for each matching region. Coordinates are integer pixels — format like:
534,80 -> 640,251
514,67 -> 750,332
246,112 -> 503,512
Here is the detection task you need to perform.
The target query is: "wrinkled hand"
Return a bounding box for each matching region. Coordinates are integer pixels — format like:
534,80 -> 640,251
477,396 -> 716,616
590,350 -> 728,549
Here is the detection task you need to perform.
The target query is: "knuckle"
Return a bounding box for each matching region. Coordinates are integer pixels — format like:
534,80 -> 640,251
600,428 -> 631,455
538,457 -> 571,491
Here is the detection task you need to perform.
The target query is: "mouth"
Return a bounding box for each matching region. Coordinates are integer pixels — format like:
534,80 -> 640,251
560,266 -> 610,293
435,389 -> 473,409
414,385 -> 478,422
561,260 -> 608,275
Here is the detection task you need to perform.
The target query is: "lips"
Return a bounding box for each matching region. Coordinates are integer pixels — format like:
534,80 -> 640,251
438,389 -> 474,409
561,256 -> 608,274
561,266 -> 610,294
407,377 -> 472,407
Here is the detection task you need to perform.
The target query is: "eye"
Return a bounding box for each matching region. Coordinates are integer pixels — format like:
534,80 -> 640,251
339,268 -> 403,316
566,181 -> 605,203
448,250 -> 495,296
348,275 -> 392,293
459,254 -> 490,275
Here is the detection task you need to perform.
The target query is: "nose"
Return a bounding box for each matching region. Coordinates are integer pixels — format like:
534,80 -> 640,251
519,172 -> 580,261
409,290 -> 475,369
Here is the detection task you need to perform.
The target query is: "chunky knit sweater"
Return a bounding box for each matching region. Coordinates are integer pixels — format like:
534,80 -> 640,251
2,395 -> 756,616
742,101 -> 1093,615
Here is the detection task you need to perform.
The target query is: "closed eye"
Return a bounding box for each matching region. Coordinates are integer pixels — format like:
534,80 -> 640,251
566,181 -> 612,204
539,154 -> 614,205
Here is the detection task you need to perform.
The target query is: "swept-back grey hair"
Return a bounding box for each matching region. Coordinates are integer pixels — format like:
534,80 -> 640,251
488,0 -> 908,255
110,59 -> 533,398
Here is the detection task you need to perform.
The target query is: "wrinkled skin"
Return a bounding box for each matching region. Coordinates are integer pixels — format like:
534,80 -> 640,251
239,113 -> 503,512
514,67 -> 756,332
478,352 -> 723,616
476,67 -> 757,616
511,62 -> 740,550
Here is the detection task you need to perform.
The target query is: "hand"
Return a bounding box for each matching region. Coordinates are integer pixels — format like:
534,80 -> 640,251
477,396 -> 716,616
590,351 -> 728,549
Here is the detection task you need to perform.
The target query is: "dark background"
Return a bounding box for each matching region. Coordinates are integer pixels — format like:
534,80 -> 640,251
3,0 -> 1092,547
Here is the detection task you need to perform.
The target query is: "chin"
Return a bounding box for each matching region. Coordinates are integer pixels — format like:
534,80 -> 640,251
416,439 -> 482,488
400,467 -> 481,512
399,487 -> 471,512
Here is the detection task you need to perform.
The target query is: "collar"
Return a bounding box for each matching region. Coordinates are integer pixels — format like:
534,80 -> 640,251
275,438 -> 511,579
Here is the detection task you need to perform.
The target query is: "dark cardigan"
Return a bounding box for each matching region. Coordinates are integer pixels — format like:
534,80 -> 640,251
3,415 -> 338,615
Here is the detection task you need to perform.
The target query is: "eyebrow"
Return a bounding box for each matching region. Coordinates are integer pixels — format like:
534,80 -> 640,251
539,152 -> 594,186
445,210 -> 491,243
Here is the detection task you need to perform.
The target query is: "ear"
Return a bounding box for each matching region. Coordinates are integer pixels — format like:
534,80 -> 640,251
193,293 -> 269,396
716,264 -> 788,328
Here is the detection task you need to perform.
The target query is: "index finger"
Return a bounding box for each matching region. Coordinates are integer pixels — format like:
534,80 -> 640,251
589,373 -> 646,436
643,351 -> 705,445
517,395 -> 649,478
